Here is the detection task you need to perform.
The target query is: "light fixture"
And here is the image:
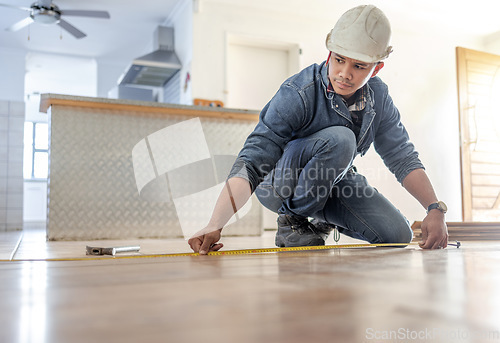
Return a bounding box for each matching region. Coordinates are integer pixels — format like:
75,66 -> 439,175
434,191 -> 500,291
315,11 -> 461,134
30,4 -> 61,25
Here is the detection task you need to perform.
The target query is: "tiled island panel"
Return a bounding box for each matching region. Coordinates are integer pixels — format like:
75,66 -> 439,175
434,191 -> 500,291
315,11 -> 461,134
43,95 -> 261,240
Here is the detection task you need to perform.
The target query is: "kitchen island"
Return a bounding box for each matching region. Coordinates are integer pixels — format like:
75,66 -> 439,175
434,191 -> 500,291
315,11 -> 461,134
40,94 -> 260,240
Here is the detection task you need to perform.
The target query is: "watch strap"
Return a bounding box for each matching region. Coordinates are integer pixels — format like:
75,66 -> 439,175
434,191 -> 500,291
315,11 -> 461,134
427,201 -> 446,214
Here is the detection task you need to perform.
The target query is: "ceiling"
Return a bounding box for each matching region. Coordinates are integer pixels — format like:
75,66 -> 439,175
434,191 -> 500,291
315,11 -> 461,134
0,0 -> 182,60
1,0 -> 500,62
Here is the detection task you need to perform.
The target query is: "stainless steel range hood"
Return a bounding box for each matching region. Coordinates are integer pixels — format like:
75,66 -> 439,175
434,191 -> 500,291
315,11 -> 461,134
119,26 -> 181,88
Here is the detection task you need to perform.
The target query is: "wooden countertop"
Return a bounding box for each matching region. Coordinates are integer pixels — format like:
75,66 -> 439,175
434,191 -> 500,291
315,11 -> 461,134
40,93 -> 260,121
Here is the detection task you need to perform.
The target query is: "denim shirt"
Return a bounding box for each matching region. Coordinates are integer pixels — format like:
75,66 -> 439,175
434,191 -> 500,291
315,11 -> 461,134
229,61 -> 424,192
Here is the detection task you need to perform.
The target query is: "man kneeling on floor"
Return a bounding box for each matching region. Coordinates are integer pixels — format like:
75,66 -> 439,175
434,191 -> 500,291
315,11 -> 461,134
188,5 -> 448,254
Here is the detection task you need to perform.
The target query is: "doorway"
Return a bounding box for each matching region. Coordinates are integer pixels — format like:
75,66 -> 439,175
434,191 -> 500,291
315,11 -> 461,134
456,47 -> 500,221
225,34 -> 300,110
225,35 -> 300,228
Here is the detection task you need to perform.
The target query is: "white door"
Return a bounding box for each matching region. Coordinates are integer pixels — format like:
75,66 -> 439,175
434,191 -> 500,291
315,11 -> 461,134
226,42 -> 296,110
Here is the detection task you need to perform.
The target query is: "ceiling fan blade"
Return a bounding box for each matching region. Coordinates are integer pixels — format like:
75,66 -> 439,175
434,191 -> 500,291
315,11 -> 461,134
0,3 -> 32,11
57,19 -> 86,39
6,17 -> 34,32
60,10 -> 110,19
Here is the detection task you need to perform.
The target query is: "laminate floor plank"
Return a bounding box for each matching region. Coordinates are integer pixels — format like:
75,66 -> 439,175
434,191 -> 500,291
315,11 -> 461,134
1,228 -> 499,343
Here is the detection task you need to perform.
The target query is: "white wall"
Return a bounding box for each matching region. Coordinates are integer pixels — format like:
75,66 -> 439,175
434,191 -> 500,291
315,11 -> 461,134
0,48 -> 26,102
25,53 -> 98,98
97,58 -> 130,98
191,0 -> 491,224
353,28 -> 483,223
103,0 -> 193,104
163,0 -> 193,105
192,1 -> 332,102
484,32 -> 500,55
24,53 -> 97,223
2,0 -> 498,228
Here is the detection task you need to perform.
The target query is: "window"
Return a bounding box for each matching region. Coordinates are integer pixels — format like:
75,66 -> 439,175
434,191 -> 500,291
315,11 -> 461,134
24,121 -> 49,179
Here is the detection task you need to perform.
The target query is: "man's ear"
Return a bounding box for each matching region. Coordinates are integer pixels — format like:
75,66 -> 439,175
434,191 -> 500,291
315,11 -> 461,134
371,62 -> 384,77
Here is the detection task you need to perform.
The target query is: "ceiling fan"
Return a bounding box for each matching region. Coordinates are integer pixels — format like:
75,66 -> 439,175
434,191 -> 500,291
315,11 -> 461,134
0,0 -> 110,39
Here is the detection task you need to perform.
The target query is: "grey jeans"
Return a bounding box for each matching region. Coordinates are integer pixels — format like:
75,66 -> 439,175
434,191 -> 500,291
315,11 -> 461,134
254,126 -> 413,244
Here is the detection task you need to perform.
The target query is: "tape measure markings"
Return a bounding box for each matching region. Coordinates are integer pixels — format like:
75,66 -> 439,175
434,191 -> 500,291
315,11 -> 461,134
0,242 -> 419,262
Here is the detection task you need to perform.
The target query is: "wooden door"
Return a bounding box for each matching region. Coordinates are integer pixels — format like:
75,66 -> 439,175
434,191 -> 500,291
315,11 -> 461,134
456,47 -> 500,221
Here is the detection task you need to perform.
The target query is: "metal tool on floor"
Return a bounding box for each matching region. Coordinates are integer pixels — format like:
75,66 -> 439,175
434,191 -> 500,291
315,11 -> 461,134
86,245 -> 141,256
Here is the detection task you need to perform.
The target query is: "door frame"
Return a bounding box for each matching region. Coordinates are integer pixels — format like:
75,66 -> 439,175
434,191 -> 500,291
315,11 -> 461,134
456,46 -> 500,220
224,33 -> 300,107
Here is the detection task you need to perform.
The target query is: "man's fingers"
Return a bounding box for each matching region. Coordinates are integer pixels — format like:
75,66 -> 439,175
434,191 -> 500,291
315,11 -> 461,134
419,225 -> 428,247
199,236 -> 224,255
199,237 -> 215,255
431,239 -> 442,249
188,237 -> 202,253
421,236 -> 438,249
420,240 -> 432,249
419,235 -> 449,249
188,227 -> 223,254
210,243 -> 223,252
419,228 -> 434,248
439,237 -> 448,249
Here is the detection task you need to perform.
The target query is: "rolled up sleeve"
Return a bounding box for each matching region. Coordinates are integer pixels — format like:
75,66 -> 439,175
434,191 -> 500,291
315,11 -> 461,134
374,93 -> 425,184
227,82 -> 306,192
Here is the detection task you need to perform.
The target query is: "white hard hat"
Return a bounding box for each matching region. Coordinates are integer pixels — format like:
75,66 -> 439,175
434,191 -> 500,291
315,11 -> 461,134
326,5 -> 393,63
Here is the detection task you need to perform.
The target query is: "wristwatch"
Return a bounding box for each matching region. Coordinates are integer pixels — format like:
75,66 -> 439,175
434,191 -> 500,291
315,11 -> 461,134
427,201 -> 447,214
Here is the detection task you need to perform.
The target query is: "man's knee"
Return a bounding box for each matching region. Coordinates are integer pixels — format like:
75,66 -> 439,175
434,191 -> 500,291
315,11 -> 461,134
255,184 -> 282,213
318,126 -> 356,151
378,219 -> 413,244
315,127 -> 356,166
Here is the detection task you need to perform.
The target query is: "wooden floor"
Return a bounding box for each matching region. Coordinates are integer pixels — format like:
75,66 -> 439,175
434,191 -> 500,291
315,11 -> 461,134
1,226 -> 500,343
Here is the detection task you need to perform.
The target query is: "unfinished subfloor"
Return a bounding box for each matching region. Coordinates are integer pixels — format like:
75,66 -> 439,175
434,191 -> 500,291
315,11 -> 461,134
1,226 -> 499,343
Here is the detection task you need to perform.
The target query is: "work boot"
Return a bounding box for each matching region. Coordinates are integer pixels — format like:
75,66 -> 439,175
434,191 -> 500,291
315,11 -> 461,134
275,214 -> 327,247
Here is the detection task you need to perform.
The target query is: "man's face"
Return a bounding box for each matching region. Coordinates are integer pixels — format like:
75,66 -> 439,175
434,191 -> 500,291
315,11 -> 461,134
327,53 -> 379,101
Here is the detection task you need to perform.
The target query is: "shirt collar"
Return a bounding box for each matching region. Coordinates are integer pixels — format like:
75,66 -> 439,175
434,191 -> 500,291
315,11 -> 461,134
327,80 -> 368,112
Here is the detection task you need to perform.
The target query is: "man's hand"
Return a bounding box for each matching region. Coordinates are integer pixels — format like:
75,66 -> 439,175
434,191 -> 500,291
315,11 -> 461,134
188,227 -> 223,255
419,210 -> 448,249
401,169 -> 449,249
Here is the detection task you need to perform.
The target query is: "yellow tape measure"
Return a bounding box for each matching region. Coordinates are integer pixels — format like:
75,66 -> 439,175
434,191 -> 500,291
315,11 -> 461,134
1,242 -> 422,262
